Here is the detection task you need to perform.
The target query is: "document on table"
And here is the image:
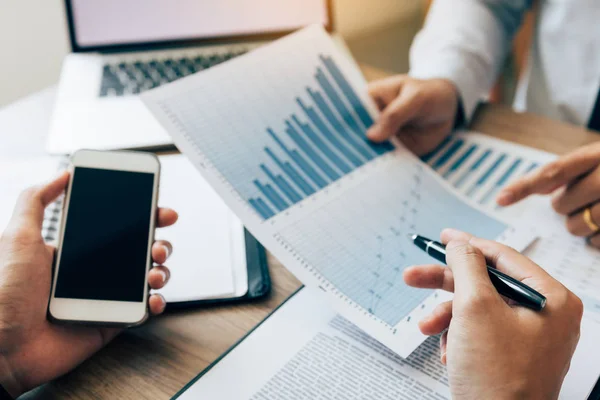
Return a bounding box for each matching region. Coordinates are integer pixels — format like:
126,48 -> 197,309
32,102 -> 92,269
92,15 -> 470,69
422,131 -> 555,221
175,287 -> 600,400
153,154 -> 248,302
426,131 -> 600,398
142,26 -> 533,357
426,132 -> 600,322
176,288 -> 450,400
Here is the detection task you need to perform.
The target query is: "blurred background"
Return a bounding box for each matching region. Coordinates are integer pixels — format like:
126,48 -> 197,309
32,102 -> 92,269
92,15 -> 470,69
0,0 -> 426,107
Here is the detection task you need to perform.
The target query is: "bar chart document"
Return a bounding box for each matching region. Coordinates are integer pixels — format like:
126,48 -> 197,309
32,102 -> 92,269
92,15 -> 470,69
426,132 -> 600,323
142,26 -> 532,357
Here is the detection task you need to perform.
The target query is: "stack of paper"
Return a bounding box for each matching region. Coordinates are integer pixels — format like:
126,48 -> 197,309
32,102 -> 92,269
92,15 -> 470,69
153,154 -> 248,302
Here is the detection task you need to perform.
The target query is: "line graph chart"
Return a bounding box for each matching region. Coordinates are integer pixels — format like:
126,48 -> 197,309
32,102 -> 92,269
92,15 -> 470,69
366,171 -> 421,317
277,160 -> 507,327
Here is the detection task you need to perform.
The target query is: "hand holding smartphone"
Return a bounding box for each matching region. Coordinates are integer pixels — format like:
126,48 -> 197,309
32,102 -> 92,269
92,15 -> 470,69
49,150 -> 161,326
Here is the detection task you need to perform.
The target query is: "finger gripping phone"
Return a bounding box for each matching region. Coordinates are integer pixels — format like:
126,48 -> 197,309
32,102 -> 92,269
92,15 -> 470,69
49,150 -> 160,326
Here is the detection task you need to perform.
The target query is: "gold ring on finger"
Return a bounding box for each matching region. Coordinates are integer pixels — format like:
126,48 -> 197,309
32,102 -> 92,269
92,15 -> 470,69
583,206 -> 600,234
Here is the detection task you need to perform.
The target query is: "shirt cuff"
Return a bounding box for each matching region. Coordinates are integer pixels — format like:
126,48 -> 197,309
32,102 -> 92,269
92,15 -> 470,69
453,96 -> 467,130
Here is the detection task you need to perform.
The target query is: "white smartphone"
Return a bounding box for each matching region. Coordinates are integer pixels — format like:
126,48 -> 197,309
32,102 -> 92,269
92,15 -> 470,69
48,149 -> 160,326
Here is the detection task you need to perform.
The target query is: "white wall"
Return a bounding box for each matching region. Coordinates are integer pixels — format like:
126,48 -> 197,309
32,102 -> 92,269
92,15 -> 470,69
334,0 -> 421,39
0,0 -> 69,106
0,0 -> 422,107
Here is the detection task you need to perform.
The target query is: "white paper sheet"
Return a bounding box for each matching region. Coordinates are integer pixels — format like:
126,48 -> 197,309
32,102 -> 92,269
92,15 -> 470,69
154,154 -> 247,302
429,131 -> 600,398
524,202 -> 600,322
142,26 -> 532,357
424,131 -> 556,223
177,288 -> 450,400
176,287 -> 600,400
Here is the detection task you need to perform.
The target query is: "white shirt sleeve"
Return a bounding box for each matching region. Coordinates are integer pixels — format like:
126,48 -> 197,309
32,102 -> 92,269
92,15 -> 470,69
409,0 -> 531,121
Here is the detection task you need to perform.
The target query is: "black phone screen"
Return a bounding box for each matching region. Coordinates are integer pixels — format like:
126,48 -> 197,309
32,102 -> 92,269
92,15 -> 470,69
54,167 -> 155,302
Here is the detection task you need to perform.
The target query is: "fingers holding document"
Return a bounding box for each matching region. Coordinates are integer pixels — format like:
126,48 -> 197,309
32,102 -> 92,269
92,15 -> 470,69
496,143 -> 600,207
366,76 -> 459,155
496,143 -> 600,247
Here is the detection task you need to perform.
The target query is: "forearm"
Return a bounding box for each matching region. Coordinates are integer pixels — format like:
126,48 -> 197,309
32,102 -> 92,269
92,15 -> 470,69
452,379 -> 560,400
410,0 -> 531,122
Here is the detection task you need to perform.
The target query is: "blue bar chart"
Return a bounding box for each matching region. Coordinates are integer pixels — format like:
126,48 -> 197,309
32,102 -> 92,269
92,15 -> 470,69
422,134 -> 542,207
465,153 -> 508,197
479,158 -> 522,204
442,144 -> 477,179
246,55 -> 394,219
432,138 -> 464,170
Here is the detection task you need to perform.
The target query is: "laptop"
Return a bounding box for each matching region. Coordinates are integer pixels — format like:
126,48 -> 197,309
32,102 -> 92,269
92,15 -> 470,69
48,0 -> 340,154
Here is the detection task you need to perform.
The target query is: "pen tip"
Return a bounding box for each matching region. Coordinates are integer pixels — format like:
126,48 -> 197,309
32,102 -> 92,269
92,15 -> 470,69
406,233 -> 416,241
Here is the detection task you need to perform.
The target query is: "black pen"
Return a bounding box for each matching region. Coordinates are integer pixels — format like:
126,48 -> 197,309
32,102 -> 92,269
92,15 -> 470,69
408,234 -> 546,311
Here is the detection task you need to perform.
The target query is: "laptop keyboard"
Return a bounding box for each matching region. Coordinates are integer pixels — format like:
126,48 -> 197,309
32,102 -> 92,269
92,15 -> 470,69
99,50 -> 247,97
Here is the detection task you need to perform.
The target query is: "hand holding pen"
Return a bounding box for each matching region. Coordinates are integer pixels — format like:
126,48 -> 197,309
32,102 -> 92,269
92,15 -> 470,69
409,234 -> 546,310
402,228 -> 583,399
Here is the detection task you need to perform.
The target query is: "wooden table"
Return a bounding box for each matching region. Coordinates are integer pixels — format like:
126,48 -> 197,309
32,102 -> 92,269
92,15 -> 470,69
26,65 -> 600,399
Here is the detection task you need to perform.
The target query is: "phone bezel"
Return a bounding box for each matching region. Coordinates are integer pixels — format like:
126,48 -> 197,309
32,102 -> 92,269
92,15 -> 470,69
48,149 -> 160,326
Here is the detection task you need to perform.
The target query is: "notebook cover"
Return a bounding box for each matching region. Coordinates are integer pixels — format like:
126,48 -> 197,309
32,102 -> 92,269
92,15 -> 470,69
164,228 -> 271,310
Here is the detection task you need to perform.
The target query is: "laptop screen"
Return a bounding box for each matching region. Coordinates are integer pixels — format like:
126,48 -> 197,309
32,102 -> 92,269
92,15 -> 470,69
67,0 -> 331,50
